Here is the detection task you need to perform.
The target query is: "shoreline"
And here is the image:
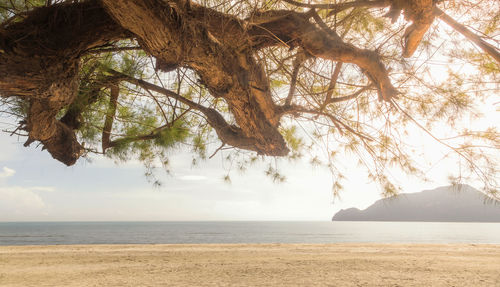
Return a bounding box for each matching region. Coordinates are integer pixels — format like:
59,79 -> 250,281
2,241 -> 500,247
2,243 -> 500,286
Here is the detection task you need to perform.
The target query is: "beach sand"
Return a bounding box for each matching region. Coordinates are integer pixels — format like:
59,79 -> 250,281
1,244 -> 499,286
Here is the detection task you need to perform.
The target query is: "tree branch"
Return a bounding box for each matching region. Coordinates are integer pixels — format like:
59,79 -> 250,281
285,105 -> 374,141
105,69 -> 283,155
102,0 -> 289,156
248,10 -> 399,101
108,124 -> 169,148
60,75 -> 124,130
319,62 -> 343,112
285,52 -> 307,106
0,0 -> 128,166
402,0 -> 435,57
86,46 -> 142,54
328,85 -> 371,103
434,7 -> 500,64
102,83 -> 119,152
281,0 -> 390,14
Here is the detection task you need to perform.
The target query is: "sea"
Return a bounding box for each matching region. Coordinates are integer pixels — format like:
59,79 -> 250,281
1,221 -> 499,246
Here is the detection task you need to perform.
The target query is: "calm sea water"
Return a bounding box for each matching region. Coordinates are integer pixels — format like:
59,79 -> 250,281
1,221 -> 499,246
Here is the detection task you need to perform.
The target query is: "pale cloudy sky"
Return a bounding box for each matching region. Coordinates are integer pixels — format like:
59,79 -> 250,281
0,126 -> 455,222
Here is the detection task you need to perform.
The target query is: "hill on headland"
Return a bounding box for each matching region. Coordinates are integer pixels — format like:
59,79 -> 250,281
332,185 -> 500,222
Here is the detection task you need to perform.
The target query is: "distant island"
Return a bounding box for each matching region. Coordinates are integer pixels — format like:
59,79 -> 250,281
332,185 -> 500,222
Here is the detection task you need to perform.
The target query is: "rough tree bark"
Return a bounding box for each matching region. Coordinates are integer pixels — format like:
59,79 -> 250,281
0,0 -> 127,165
384,0 -> 435,57
101,0 -> 289,156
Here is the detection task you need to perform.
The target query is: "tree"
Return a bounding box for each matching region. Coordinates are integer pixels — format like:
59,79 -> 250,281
0,0 -> 498,195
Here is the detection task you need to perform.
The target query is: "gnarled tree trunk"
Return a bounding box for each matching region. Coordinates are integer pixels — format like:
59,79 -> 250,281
0,0 -> 127,165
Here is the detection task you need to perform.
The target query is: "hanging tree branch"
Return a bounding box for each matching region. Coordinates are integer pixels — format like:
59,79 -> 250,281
320,62 -> 343,112
102,83 -> 119,152
285,51 -> 307,106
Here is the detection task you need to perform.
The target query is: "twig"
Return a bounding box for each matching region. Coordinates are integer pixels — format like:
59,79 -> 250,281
282,0 -> 389,13
101,84 -> 119,152
285,52 -> 307,106
319,62 -> 343,112
209,143 -> 226,159
87,46 -> 142,54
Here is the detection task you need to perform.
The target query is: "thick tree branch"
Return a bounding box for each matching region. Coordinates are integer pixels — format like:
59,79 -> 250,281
434,7 -> 500,64
248,10 -> 398,101
106,69 -> 279,154
102,0 -> 289,156
310,9 -> 341,40
0,0 -> 127,165
401,0 -> 434,57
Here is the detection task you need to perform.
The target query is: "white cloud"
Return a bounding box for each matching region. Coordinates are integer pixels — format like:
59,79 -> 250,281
0,186 -> 48,220
0,167 -> 15,178
0,166 -> 54,220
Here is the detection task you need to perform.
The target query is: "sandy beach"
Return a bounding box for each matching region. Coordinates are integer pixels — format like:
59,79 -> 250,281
1,243 -> 499,286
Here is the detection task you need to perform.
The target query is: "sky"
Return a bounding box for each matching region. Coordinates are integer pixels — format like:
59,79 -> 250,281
0,125 -> 458,222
